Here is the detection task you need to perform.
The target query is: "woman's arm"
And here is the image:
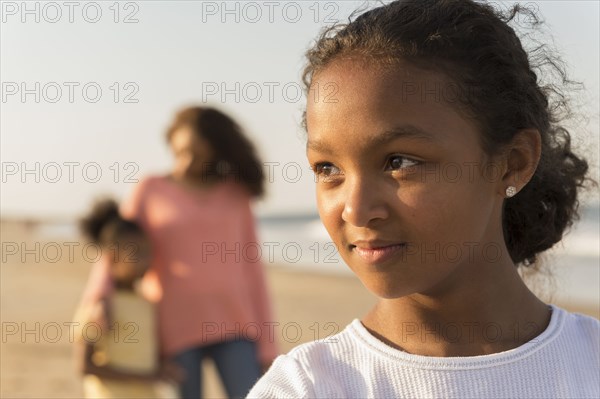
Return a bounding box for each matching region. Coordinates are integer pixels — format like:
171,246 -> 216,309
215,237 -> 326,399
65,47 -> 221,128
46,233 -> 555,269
241,198 -> 279,369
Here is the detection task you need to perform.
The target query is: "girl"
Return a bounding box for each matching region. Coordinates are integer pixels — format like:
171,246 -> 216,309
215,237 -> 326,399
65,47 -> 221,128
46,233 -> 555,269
248,0 -> 599,398
74,199 -> 181,398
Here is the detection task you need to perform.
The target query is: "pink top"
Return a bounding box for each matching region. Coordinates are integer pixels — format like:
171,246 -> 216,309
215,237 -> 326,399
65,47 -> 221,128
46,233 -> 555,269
120,175 -> 278,363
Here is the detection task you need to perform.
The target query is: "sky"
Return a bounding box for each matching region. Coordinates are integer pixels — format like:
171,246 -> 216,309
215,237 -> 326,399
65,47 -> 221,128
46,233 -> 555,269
1,0 -> 599,219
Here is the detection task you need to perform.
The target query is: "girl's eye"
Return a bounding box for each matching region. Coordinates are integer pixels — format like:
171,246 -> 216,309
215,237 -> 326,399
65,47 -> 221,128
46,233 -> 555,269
386,155 -> 420,171
313,162 -> 341,178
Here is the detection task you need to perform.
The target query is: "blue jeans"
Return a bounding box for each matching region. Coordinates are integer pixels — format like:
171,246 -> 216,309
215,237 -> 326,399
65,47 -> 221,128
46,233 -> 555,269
173,339 -> 261,399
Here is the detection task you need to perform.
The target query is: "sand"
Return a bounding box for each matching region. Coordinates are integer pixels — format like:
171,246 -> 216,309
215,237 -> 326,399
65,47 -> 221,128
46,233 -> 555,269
1,219 -> 598,398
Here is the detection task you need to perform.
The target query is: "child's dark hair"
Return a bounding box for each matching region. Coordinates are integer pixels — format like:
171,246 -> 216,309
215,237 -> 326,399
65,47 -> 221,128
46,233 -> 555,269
302,0 -> 592,267
165,106 -> 265,198
80,198 -> 144,247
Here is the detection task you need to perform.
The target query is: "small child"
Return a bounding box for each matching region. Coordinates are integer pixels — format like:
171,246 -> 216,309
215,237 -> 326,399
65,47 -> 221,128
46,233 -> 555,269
73,198 -> 181,398
248,0 -> 599,397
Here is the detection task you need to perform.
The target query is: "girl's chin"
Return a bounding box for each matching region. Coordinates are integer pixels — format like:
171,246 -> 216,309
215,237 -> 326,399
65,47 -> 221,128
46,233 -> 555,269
350,271 -> 414,299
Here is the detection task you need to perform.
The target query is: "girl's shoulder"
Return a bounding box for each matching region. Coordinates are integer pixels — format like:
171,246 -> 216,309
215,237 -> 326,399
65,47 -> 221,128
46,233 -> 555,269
561,306 -> 600,326
247,320 -> 361,397
557,306 -> 600,346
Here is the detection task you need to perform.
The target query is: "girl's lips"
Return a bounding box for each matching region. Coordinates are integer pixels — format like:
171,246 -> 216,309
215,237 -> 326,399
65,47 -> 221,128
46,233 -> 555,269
351,243 -> 407,265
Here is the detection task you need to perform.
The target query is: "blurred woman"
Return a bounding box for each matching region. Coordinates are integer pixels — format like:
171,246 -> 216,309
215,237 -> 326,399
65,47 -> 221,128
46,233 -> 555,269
120,106 -> 277,398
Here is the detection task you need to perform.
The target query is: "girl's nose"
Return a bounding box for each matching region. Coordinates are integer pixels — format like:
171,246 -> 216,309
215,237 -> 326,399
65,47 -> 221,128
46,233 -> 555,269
341,177 -> 389,227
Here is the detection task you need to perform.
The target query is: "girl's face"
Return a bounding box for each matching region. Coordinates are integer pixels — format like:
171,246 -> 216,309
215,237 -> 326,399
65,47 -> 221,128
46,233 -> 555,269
306,59 -> 508,299
170,126 -> 215,180
110,234 -> 152,284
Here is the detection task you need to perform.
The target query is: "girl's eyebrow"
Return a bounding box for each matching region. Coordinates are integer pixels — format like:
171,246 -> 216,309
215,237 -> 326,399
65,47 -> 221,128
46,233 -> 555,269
306,124 -> 437,153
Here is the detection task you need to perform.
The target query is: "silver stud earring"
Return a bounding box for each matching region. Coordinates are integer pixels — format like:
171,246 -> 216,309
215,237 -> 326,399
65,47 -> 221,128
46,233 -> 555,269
505,186 -> 517,198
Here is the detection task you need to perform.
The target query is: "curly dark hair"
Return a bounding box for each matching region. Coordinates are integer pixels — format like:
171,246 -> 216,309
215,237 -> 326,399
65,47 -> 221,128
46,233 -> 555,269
302,0 -> 592,266
80,198 -> 144,246
166,106 -> 265,198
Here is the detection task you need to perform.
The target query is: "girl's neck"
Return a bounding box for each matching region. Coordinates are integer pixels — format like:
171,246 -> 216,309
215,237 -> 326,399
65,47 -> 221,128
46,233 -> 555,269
362,255 -> 551,357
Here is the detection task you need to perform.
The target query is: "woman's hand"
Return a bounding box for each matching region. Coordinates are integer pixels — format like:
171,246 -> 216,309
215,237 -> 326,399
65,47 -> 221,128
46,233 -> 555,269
157,361 -> 186,383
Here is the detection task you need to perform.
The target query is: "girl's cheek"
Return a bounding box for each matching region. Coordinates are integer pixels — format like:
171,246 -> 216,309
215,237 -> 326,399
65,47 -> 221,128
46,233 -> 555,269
395,185 -> 450,229
393,182 -> 431,209
317,189 -> 345,228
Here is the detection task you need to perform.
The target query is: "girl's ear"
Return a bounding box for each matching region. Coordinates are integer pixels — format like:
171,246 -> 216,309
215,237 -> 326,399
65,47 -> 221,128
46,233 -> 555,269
499,129 -> 542,197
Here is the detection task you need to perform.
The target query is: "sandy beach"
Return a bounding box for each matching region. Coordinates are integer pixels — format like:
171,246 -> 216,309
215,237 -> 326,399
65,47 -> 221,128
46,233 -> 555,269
1,219 -> 598,398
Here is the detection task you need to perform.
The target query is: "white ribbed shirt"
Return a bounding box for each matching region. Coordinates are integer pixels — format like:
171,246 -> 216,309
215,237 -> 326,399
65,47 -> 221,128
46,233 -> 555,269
247,305 -> 599,398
